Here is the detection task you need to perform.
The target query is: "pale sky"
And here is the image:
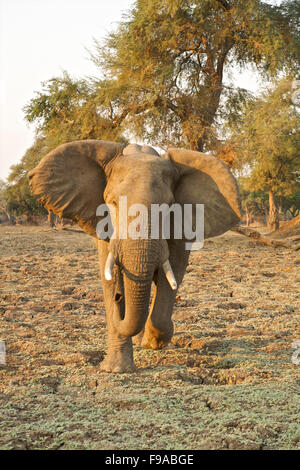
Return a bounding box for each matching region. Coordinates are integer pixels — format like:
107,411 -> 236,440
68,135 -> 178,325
0,0 -> 265,181
0,0 -> 136,181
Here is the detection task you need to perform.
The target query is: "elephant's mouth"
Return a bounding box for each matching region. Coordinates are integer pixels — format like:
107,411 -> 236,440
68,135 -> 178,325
105,252 -> 177,290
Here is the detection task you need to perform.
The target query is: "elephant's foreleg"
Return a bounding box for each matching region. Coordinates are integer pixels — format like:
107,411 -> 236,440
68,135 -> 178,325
98,240 -> 136,373
141,240 -> 190,350
132,328 -> 145,347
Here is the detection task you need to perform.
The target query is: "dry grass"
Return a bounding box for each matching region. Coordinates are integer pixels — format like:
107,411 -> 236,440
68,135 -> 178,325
0,225 -> 299,450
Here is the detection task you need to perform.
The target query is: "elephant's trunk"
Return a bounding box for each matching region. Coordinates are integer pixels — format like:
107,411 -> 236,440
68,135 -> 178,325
113,274 -> 153,337
107,238 -> 173,337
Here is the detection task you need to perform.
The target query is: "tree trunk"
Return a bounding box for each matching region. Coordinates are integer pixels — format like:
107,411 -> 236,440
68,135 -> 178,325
5,212 -> 15,225
48,210 -> 56,228
0,204 -> 16,225
246,206 -> 252,227
268,189 -> 279,230
196,138 -> 204,152
264,201 -> 268,226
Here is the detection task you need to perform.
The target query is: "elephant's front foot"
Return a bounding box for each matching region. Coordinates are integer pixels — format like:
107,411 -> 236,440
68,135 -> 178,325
100,352 -> 136,373
100,338 -> 136,373
141,321 -> 173,350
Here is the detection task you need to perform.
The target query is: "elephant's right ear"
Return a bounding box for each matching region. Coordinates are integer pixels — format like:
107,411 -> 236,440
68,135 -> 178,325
29,140 -> 123,237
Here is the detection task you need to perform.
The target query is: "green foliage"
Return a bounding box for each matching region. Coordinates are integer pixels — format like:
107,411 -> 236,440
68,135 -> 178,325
239,183 -> 268,217
228,77 -> 300,195
278,190 -> 300,217
23,72 -> 127,145
0,179 -> 7,208
230,76 -> 300,227
90,0 -> 299,151
5,179 -> 45,216
12,0 -> 299,216
5,139 -> 49,216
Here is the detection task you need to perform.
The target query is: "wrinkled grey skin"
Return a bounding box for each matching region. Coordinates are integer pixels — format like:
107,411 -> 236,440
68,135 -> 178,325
29,140 -> 241,373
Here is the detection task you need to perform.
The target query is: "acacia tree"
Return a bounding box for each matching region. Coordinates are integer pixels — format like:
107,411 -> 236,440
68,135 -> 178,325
91,0 -> 299,151
228,77 -> 300,230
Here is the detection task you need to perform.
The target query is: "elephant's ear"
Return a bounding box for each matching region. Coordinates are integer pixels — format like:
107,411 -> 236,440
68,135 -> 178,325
29,140 -> 123,237
166,148 -> 241,239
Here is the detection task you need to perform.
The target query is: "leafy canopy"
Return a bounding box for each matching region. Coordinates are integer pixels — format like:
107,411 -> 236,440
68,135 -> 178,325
228,76 -> 300,196
91,0 -> 299,150
24,72 -> 128,146
8,0 -> 299,216
5,138 -> 49,215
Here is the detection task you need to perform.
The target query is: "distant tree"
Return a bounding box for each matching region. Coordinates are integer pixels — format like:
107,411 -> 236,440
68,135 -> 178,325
0,179 -> 13,222
90,0 -> 299,151
0,179 -> 7,210
5,138 -> 49,216
239,184 -> 268,225
278,190 -> 300,218
227,77 -> 300,230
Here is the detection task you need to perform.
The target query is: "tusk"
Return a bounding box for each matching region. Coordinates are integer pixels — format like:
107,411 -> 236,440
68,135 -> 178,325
162,260 -> 177,291
104,252 -> 115,281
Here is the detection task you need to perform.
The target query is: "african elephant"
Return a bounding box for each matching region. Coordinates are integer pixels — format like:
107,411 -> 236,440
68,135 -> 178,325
29,140 -> 241,373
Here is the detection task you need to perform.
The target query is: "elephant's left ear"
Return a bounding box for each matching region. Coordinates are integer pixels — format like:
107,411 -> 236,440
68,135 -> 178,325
166,148 -> 241,239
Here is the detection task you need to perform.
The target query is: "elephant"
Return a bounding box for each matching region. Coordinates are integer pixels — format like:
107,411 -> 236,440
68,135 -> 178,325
29,140 -> 241,373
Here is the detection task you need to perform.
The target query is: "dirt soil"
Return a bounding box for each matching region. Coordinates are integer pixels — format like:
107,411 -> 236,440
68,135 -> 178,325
0,225 -> 299,450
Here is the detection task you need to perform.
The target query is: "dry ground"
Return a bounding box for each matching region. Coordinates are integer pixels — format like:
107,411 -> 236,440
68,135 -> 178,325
0,225 -> 299,450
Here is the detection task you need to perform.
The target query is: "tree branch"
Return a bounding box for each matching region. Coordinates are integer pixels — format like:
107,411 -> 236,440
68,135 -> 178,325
274,162 -> 283,178
231,225 -> 300,251
216,37 -> 234,80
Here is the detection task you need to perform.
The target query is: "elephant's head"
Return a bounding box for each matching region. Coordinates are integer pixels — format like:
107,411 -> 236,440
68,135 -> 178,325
29,140 -> 241,343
